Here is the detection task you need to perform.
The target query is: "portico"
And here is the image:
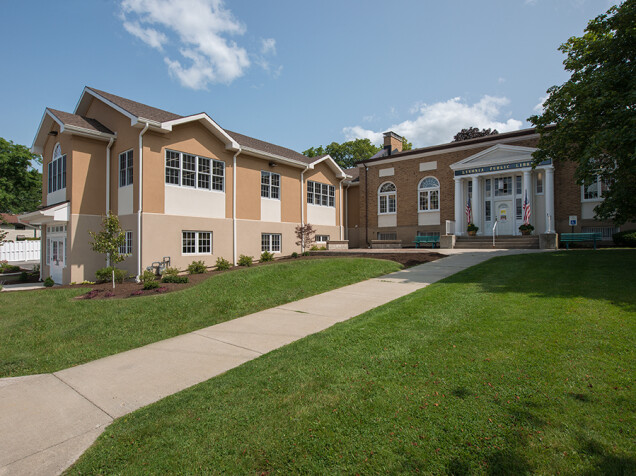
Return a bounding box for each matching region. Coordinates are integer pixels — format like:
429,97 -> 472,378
450,145 -> 554,236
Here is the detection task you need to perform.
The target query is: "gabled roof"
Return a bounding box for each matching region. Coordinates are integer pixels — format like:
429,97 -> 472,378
449,144 -> 538,170
226,130 -> 315,165
76,87 -> 182,124
48,109 -> 114,135
344,167 -> 360,182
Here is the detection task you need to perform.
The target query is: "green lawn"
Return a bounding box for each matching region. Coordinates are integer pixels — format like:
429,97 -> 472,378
0,258 -> 401,377
68,250 -> 636,475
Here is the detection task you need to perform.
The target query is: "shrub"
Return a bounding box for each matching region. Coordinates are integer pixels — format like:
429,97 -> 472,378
161,267 -> 180,278
613,230 -> 636,247
320,246 -> 327,250
187,260 -> 207,274
310,245 -> 319,251
81,280 -> 95,285
302,251 -> 310,257
104,291 -> 114,298
162,275 -> 189,284
43,277 -> 54,287
19,271 -> 28,282
130,290 -> 143,296
238,254 -> 253,267
155,286 -> 168,294
33,264 -> 40,273
140,269 -> 156,284
0,263 -> 20,273
291,251 -> 299,258
216,257 -> 231,271
260,251 -> 274,262
95,267 -> 128,284
143,280 -> 160,290
0,284 -> 3,291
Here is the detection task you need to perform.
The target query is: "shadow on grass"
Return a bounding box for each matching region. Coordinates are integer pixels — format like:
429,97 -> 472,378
580,438 -> 636,475
429,251 -> 636,312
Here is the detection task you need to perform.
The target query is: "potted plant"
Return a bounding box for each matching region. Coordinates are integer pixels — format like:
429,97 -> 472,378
467,223 -> 479,236
519,223 -> 534,235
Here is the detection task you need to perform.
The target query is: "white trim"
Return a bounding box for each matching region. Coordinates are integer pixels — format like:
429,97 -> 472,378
378,181 -> 397,215
307,154 -> 348,179
163,113 -> 240,150
580,175 -> 604,202
417,176 -> 440,212
450,144 -> 538,171
261,233 -> 282,253
181,230 -> 213,255
363,133 -> 541,167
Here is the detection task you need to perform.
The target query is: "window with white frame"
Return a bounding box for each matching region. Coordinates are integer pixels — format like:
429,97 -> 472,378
119,150 -> 133,187
582,176 -> 609,201
261,233 -> 281,252
261,171 -> 280,199
378,182 -> 397,214
515,175 -> 522,195
119,231 -> 133,255
494,177 -> 512,196
485,201 -> 492,221
165,150 -> 223,191
307,180 -> 335,207
485,179 -> 491,197
536,171 -> 544,195
315,234 -> 330,243
418,177 -> 440,212
48,144 -> 66,193
182,231 -> 212,254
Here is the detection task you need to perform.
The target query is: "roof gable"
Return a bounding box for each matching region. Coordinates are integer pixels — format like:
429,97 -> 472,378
450,144 -> 537,170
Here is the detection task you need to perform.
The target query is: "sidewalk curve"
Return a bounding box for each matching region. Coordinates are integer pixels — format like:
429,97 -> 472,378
0,249 -> 545,475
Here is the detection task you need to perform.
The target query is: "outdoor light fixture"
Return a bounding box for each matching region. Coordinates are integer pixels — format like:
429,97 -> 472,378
48,131 -> 58,136
269,161 -> 277,167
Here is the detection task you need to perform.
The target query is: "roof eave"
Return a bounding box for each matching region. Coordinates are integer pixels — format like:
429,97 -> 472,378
240,147 -> 309,168
161,113 -> 240,150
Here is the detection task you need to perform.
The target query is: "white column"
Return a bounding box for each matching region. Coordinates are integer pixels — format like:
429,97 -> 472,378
454,178 -> 463,235
472,176 -> 480,234
545,167 -> 555,233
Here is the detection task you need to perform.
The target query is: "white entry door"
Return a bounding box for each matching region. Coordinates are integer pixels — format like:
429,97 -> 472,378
49,238 -> 65,284
495,201 -> 513,235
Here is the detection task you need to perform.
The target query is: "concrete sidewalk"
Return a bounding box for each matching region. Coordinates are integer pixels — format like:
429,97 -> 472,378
0,249 -> 545,476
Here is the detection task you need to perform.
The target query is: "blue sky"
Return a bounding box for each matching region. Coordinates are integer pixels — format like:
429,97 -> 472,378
0,0 -> 617,154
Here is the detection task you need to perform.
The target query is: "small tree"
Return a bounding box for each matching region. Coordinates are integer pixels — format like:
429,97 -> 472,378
295,223 -> 316,252
89,212 -> 127,288
0,217 -> 8,245
452,127 -> 499,142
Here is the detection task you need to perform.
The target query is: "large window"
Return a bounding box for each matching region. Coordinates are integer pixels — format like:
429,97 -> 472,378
418,177 -> 440,212
582,176 -> 609,201
48,144 -> 66,193
307,180 -> 335,207
378,182 -> 397,214
119,231 -> 133,255
261,171 -> 280,199
261,233 -> 281,252
119,150 -> 133,187
166,150 -> 223,191
182,231 -> 212,254
494,177 -> 512,197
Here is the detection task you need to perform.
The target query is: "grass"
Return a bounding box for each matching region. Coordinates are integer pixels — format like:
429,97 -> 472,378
0,258 -> 401,377
68,250 -> 636,475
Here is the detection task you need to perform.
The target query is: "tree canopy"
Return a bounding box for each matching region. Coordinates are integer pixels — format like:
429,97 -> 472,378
303,136 -> 414,168
528,0 -> 636,224
0,138 -> 42,213
452,127 -> 499,142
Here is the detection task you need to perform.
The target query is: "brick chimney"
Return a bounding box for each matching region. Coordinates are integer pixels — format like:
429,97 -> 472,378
383,131 -> 403,155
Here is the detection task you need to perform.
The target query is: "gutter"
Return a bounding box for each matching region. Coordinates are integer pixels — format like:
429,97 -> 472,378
136,122 -> 150,280
232,148 -> 242,264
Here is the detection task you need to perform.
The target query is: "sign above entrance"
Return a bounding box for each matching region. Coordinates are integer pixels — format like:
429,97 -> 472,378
454,159 -> 551,177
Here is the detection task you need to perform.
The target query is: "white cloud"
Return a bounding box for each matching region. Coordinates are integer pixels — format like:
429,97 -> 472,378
260,38 -> 276,55
533,95 -> 549,113
343,96 -> 523,147
498,77 -> 506,84
120,0 -> 251,89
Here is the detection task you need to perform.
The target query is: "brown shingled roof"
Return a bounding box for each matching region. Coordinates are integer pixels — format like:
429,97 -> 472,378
1,213 -> 19,224
225,130 -> 314,165
87,87 -> 182,123
344,167 -> 360,182
48,109 -> 114,135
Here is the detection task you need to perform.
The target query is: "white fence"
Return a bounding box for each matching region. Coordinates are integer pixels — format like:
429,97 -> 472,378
0,241 -> 41,262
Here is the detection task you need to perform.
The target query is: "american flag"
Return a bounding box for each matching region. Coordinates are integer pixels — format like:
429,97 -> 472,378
522,190 -> 531,225
465,197 -> 472,224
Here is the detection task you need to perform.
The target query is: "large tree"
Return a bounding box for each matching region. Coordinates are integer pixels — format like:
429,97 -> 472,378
304,138 -> 381,168
0,138 -> 42,213
528,0 -> 636,225
452,127 -> 499,142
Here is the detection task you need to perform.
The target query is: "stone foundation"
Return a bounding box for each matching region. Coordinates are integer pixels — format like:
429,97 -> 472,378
327,240 -> 349,250
440,235 -> 456,249
539,233 -> 558,250
371,240 -> 402,249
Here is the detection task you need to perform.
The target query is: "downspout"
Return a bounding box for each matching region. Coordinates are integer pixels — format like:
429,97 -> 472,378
338,178 -> 345,240
105,137 -> 114,267
232,149 -> 241,265
365,166 -> 370,248
300,165 -> 310,252
136,122 -> 150,281
344,182 -> 350,240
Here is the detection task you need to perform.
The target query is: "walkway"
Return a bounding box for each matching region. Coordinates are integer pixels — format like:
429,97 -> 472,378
0,249 -> 545,476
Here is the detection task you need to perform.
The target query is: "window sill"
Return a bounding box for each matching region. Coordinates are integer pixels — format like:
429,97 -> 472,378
418,209 -> 440,213
261,197 -> 281,201
378,212 -> 397,216
165,183 -> 225,193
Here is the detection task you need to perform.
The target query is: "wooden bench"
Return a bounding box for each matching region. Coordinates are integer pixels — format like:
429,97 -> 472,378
560,232 -> 602,250
413,235 -> 440,249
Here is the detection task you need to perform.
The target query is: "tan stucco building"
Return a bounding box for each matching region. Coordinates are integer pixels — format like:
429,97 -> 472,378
23,87 -> 347,284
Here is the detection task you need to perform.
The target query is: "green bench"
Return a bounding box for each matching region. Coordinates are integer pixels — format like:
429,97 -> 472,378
413,235 -> 440,249
560,232 -> 602,250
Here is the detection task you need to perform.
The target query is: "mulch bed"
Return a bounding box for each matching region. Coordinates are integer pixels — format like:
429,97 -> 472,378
46,251 -> 443,301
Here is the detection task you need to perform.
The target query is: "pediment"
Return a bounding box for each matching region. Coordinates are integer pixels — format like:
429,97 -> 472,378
450,144 -> 537,170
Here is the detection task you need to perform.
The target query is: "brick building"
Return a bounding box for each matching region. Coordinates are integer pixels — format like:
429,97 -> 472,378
344,129 -> 630,248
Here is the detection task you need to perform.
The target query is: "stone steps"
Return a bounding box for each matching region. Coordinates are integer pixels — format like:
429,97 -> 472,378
455,235 -> 540,249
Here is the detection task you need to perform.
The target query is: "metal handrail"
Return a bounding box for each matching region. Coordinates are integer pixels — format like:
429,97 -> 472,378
492,219 -> 498,247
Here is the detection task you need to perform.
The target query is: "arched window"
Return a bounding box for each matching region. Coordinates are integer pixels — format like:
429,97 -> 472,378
378,182 -> 397,214
48,143 -> 66,193
418,177 -> 439,211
